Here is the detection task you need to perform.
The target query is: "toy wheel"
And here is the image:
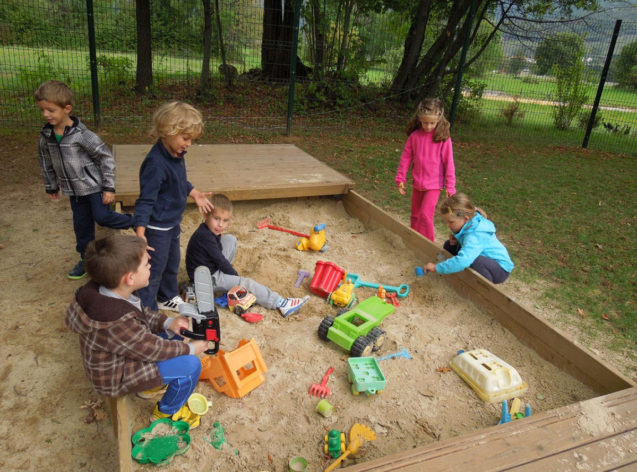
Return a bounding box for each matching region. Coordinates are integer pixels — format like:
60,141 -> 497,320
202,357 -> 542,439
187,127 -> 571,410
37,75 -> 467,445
318,316 -> 334,340
351,336 -> 373,357
368,327 -> 386,351
336,307 -> 349,316
351,385 -> 359,396
234,306 -> 244,315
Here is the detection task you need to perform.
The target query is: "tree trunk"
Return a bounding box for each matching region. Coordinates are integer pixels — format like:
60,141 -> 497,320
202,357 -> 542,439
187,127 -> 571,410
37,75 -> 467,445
390,0 -> 432,95
308,0 -> 326,78
214,0 -> 233,86
135,0 -> 153,92
200,0 -> 212,92
262,0 -> 282,77
336,0 -> 355,74
262,0 -> 310,81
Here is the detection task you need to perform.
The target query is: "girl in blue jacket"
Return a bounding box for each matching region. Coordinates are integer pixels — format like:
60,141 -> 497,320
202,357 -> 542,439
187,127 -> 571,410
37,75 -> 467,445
424,193 -> 513,284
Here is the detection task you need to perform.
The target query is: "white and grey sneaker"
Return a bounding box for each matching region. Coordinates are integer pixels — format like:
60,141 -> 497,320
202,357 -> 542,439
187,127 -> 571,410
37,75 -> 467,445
157,295 -> 184,312
279,296 -> 310,318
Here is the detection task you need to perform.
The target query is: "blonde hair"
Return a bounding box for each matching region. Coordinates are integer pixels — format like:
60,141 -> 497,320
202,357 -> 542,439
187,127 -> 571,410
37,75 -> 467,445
151,101 -> 203,139
34,80 -> 74,108
405,98 -> 450,142
439,192 -> 487,220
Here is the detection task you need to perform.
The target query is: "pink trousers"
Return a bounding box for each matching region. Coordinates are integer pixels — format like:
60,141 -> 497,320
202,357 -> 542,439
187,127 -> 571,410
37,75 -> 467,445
410,188 -> 441,241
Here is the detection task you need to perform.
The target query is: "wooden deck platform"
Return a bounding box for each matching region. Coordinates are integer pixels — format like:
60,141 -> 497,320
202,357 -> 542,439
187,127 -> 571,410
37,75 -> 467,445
111,144 -> 636,471
113,144 -> 354,206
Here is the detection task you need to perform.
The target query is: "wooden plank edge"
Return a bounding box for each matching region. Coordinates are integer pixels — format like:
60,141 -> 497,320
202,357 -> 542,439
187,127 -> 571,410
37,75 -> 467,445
115,184 -> 355,208
342,190 -> 634,393
340,387 -> 637,471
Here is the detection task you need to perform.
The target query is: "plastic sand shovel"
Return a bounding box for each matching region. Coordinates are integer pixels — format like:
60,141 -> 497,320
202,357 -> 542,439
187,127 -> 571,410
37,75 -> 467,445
347,273 -> 410,298
324,423 -> 376,472
257,218 -> 310,238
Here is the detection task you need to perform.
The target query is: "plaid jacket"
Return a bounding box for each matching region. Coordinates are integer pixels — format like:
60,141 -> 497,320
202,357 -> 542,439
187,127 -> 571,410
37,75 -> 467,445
65,282 -> 190,397
38,117 -> 117,196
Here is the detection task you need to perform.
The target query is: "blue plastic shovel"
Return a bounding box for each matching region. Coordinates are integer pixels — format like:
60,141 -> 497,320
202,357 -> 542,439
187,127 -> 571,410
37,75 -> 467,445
346,273 -> 410,298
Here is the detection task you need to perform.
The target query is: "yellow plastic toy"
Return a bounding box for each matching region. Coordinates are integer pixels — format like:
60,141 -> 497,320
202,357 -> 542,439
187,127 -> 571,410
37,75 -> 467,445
296,223 -> 328,252
323,423 -> 376,472
328,275 -> 356,308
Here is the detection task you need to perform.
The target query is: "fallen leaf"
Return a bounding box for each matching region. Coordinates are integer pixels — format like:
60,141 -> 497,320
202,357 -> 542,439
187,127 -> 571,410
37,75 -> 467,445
601,313 -> 610,321
577,308 -> 585,317
436,367 -> 451,373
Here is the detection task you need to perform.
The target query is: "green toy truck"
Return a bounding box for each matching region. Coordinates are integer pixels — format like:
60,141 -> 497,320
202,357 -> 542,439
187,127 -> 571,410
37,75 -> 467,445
317,296 -> 395,357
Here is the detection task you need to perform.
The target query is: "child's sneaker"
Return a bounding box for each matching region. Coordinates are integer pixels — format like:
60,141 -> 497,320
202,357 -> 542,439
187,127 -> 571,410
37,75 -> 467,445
278,296 -> 310,318
150,403 -> 172,422
157,295 -> 184,312
67,259 -> 87,280
171,405 -> 201,429
137,384 -> 168,399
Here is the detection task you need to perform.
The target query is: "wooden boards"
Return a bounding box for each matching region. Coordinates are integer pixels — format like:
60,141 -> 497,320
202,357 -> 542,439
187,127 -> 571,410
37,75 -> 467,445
341,387 -> 637,471
113,144 -> 354,206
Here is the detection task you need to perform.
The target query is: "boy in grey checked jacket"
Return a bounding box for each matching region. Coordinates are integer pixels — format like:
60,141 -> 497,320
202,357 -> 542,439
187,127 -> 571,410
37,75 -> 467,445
35,80 -> 133,280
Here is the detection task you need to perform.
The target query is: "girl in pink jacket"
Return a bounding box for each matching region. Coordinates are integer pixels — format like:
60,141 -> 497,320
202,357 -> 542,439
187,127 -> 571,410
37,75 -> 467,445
395,98 -> 456,241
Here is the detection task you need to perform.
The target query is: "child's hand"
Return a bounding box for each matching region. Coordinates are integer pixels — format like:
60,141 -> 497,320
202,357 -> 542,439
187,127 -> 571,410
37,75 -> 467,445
191,190 -> 214,214
191,341 -> 210,355
102,191 -> 115,205
424,262 -> 436,273
397,182 -> 406,195
49,192 -> 59,200
135,226 -> 147,242
168,316 -> 190,335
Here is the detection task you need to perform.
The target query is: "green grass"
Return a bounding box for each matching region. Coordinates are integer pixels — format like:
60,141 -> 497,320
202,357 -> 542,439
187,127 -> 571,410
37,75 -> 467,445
480,72 -> 637,109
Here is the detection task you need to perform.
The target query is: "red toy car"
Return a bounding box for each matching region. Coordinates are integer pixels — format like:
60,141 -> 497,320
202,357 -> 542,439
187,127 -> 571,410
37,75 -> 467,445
227,286 -> 256,315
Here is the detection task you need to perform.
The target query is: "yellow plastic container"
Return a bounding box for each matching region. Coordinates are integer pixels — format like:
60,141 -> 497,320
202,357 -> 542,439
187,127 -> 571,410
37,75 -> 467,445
187,393 -> 212,415
450,349 -> 528,403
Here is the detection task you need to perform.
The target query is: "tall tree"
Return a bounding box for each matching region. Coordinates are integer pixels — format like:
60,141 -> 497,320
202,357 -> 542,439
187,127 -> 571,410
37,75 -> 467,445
200,0 -> 213,92
388,0 -> 600,103
262,0 -> 311,80
135,0 -> 153,92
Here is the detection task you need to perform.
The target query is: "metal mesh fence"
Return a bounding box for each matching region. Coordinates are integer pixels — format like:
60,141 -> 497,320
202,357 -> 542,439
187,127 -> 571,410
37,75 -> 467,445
0,0 -> 635,154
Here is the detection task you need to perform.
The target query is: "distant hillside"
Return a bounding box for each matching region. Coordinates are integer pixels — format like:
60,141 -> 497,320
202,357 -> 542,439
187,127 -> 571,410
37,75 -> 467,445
500,1 -> 636,63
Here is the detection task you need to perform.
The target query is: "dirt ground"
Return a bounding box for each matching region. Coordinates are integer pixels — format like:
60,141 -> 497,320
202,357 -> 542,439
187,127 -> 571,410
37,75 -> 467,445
4,164 -> 635,472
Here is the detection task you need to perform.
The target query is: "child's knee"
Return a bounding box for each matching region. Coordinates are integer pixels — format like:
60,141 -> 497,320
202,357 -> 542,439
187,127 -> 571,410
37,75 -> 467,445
184,355 -> 202,377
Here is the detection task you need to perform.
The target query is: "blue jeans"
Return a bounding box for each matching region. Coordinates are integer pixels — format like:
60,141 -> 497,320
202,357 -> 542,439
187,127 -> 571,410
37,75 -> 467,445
138,225 -> 181,310
69,193 -> 133,258
156,354 -> 202,415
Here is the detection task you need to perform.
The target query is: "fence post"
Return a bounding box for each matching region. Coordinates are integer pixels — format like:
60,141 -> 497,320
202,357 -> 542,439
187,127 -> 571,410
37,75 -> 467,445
286,0 -> 302,136
583,19 -> 622,148
86,0 -> 101,128
449,0 -> 477,129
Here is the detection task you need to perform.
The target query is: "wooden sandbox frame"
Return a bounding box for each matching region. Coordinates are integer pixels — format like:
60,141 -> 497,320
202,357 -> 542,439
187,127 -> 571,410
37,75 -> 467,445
113,144 -> 636,471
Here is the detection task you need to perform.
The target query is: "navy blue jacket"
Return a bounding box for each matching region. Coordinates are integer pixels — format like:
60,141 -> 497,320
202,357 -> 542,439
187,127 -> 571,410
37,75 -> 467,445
185,223 -> 238,281
134,140 -> 194,228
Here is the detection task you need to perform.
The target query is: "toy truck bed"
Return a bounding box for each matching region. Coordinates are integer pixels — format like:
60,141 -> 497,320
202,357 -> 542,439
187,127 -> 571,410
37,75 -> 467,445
347,356 -> 386,395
